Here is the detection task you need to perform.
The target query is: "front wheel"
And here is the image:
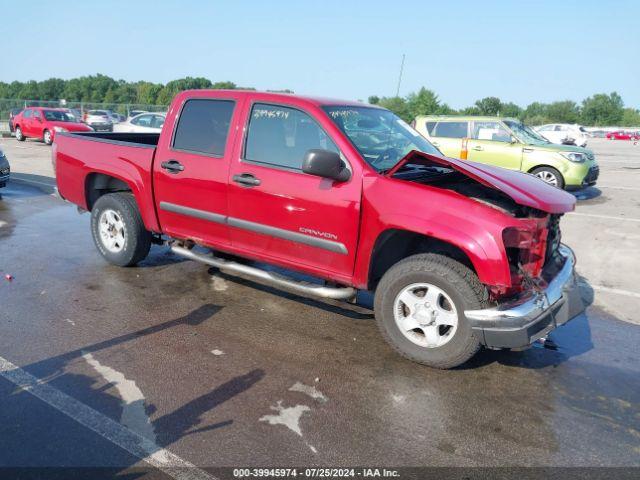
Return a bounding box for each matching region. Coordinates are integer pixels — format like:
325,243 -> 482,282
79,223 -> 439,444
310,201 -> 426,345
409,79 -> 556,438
15,127 -> 25,141
531,166 -> 565,189
374,254 -> 489,369
91,193 -> 152,266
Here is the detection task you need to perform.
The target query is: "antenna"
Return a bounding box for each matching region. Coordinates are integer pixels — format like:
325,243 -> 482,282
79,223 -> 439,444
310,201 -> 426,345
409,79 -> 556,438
395,54 -> 405,97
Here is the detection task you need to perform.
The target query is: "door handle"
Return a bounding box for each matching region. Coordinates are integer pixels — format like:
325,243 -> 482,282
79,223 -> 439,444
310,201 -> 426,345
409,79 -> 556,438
523,147 -> 534,153
161,160 -> 184,173
472,146 -> 483,151
233,173 -> 261,187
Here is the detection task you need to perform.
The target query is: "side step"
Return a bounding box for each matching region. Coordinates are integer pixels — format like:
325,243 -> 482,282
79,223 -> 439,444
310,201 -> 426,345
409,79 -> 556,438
171,245 -> 357,301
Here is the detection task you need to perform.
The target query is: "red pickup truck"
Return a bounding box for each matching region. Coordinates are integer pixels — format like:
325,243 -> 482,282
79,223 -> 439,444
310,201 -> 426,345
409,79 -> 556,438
54,90 -> 585,368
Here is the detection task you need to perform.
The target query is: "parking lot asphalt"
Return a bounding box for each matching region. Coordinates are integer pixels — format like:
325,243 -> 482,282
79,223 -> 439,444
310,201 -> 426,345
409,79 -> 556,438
0,137 -> 639,474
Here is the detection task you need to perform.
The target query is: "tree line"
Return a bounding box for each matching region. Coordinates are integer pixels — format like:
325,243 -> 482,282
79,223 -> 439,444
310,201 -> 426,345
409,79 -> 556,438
1,74 -> 638,126
368,88 -> 640,127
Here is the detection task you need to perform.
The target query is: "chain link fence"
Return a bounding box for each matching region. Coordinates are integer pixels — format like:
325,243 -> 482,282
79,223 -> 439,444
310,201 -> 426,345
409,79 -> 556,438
1,98 -> 168,131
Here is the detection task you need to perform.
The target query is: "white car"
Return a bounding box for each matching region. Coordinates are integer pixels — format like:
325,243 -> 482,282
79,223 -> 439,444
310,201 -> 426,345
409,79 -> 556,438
534,124 -> 588,147
114,113 -> 166,133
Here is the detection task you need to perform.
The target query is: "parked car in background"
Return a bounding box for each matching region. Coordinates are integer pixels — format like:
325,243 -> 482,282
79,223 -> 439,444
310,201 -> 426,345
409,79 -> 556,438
127,109 -> 148,120
0,146 -> 10,189
415,116 -> 599,190
84,110 -> 114,132
114,112 -> 166,133
13,107 -> 94,145
8,108 -> 22,133
534,124 -> 588,147
54,89 -> 585,369
606,130 -> 640,141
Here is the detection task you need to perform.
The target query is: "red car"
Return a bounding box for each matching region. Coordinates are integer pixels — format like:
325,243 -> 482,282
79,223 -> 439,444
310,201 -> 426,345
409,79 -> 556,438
53,90 -> 584,369
606,130 -> 640,141
13,107 -> 93,145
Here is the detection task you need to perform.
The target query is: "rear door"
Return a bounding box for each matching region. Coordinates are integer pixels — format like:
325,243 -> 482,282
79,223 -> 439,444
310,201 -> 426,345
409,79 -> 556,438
430,121 -> 469,158
153,94 -> 243,247
467,120 -> 522,170
226,101 -> 361,279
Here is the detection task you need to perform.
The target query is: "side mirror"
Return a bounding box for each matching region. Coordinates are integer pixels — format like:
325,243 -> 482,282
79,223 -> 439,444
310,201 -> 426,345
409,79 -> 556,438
302,149 -> 350,182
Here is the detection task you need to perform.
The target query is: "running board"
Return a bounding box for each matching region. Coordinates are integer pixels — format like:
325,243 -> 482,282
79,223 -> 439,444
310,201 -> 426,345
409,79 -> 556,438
170,245 -> 357,301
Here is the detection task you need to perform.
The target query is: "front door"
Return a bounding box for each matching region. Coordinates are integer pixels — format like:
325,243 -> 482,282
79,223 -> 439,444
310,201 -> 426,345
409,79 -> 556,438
153,94 -> 243,247
227,102 -> 361,279
467,120 -> 522,170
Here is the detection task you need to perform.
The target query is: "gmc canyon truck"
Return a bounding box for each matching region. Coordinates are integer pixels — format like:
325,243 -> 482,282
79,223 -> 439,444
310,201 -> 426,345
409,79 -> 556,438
53,90 -> 585,368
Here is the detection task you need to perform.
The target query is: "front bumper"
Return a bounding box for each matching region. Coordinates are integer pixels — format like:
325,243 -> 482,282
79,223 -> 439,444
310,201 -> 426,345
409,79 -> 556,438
465,245 -> 585,349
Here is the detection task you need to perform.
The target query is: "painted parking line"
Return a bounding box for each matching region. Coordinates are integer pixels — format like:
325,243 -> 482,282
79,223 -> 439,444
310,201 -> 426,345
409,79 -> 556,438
0,355 -> 216,480
567,212 -> 640,223
581,284 -> 640,300
597,185 -> 640,191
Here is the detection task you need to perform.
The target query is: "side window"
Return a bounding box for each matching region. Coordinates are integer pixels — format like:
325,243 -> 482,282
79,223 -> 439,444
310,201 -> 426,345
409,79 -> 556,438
152,115 -> 165,129
172,99 -> 235,156
23,109 -> 32,118
472,121 -> 511,142
433,121 -> 468,138
33,110 -> 42,119
244,103 -> 338,170
538,125 -> 552,132
132,115 -> 152,127
425,121 -> 437,135
554,125 -> 564,131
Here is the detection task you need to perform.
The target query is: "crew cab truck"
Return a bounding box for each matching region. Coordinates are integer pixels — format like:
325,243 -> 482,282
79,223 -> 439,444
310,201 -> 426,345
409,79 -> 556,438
54,90 -> 585,369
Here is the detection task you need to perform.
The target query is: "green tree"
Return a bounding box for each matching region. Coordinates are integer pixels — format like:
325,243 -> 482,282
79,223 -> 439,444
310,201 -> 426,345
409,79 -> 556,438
367,95 -> 380,105
500,102 -> 523,118
621,108 -> 640,127
546,100 -> 579,123
474,96 -> 502,116
377,96 -> 411,122
581,92 -> 624,126
406,87 -> 441,118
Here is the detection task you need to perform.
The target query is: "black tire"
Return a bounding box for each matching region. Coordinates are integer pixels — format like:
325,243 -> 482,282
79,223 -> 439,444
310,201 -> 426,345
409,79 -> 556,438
531,166 -> 565,189
43,129 -> 52,145
15,126 -> 25,141
374,253 -> 489,369
90,193 -> 151,267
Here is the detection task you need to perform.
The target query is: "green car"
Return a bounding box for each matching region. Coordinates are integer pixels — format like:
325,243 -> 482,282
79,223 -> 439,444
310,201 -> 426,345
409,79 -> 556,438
414,116 -> 599,189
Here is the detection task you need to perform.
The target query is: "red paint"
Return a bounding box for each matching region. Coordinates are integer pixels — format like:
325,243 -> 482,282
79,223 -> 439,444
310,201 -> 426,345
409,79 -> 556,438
54,90 -> 577,294
12,107 -> 92,142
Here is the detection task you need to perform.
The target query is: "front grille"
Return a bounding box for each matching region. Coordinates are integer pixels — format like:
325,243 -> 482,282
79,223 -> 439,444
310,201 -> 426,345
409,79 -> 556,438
0,167 -> 9,176
584,165 -> 599,184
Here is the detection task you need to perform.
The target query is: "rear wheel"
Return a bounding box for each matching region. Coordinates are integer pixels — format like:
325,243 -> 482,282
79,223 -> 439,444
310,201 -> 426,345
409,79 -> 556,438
43,129 -> 52,145
91,193 -> 151,266
531,166 -> 564,189
374,253 -> 489,369
15,127 -> 25,141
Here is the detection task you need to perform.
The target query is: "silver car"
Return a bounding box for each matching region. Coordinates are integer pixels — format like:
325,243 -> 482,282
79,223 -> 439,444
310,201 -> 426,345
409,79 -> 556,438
84,110 -> 114,132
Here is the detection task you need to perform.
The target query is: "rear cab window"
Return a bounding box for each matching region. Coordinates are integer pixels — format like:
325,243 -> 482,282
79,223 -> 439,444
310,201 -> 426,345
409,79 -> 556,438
243,103 -> 338,171
172,99 -> 235,156
433,121 -> 469,138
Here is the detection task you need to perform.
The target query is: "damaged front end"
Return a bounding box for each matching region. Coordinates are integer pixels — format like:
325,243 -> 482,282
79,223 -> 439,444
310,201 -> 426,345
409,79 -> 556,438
386,150 -> 585,349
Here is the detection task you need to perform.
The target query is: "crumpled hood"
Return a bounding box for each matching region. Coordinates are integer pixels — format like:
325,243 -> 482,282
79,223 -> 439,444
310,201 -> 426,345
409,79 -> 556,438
385,150 -> 576,214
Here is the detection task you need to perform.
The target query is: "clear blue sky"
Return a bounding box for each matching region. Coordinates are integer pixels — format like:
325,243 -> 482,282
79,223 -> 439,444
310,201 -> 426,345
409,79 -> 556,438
4,0 -> 638,108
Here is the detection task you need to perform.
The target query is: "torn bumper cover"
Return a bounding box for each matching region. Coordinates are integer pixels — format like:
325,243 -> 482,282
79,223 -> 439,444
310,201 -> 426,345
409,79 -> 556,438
465,245 -> 585,349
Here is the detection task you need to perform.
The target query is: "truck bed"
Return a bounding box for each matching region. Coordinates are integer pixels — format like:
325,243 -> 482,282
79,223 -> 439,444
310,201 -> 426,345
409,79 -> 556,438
66,132 -> 160,147
54,131 -> 161,231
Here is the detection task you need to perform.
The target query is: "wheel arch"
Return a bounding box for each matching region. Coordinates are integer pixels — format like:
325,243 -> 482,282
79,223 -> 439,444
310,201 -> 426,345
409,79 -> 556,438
366,228 -> 485,291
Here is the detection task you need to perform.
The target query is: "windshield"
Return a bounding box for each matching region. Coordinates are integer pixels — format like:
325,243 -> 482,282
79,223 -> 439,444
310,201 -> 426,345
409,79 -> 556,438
43,110 -> 73,122
322,106 -> 441,172
504,120 -> 550,146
